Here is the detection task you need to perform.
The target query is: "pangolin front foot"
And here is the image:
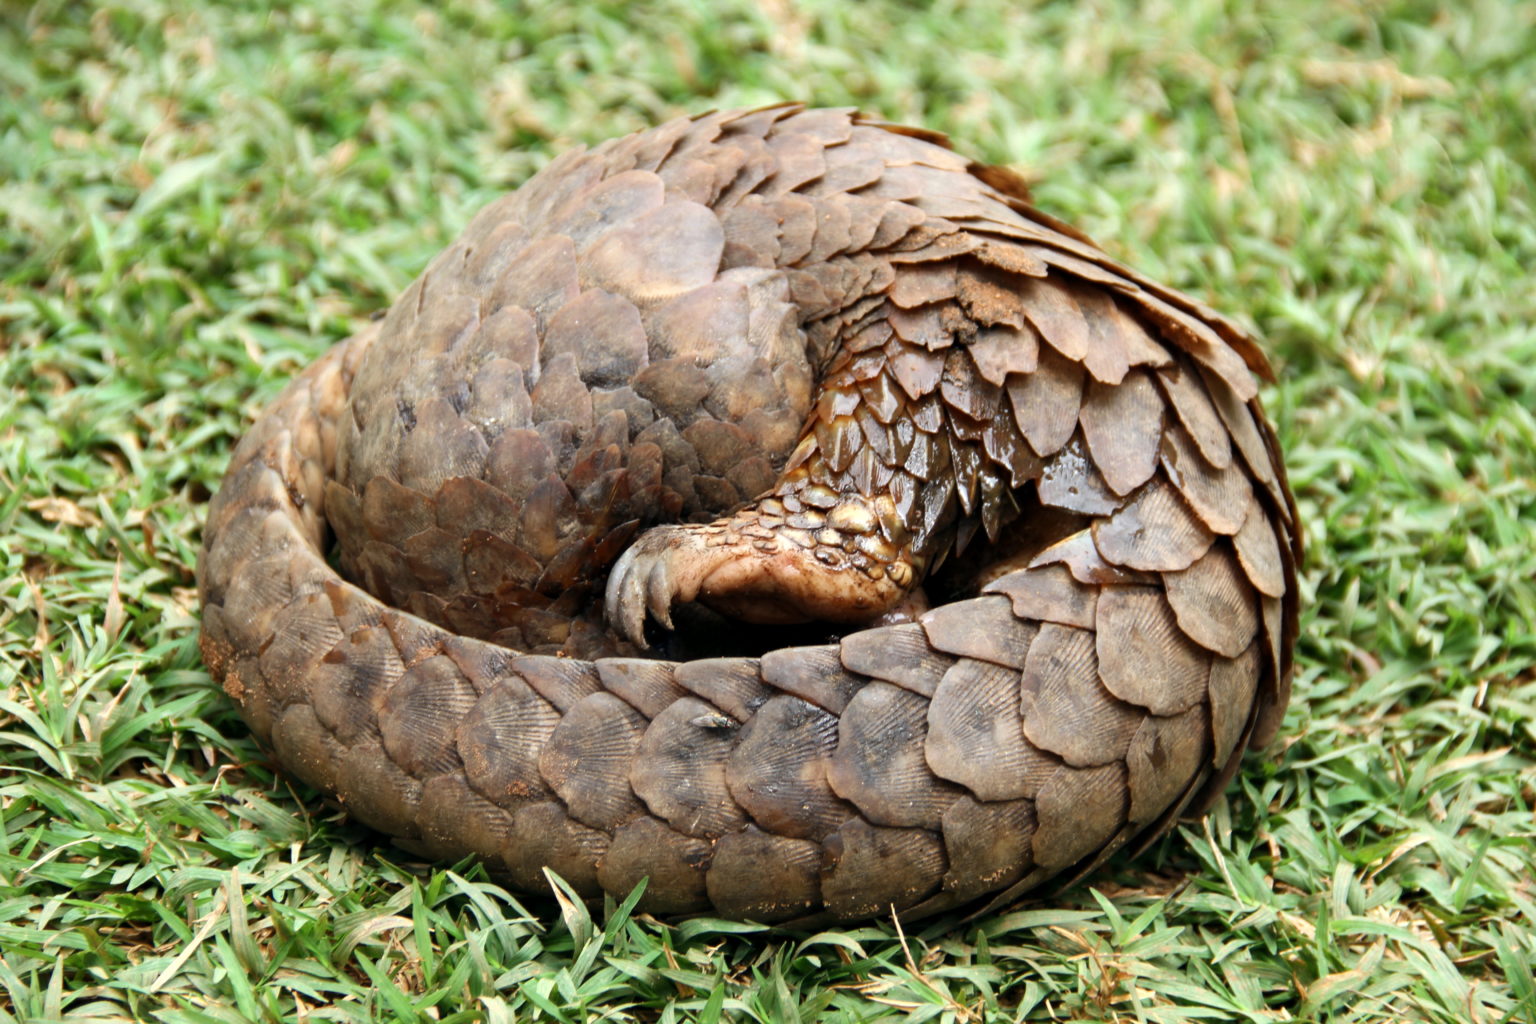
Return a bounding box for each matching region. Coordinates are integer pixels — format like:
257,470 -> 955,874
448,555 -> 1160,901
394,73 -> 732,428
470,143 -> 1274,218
605,499 -> 918,648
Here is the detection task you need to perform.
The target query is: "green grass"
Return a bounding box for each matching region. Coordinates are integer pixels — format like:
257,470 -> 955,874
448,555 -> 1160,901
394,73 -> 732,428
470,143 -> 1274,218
3,0 -> 1534,1020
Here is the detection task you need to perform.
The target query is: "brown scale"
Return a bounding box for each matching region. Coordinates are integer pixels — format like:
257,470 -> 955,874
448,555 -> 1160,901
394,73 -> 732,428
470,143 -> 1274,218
410,775 -> 516,863
197,105 -> 1302,923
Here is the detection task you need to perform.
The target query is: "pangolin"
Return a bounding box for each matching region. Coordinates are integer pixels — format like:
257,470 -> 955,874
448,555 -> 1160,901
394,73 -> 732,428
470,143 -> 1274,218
197,104 -> 1300,924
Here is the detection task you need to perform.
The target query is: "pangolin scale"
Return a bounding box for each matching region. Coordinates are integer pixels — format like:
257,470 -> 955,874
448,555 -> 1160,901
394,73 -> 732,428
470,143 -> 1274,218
198,104 -> 1300,924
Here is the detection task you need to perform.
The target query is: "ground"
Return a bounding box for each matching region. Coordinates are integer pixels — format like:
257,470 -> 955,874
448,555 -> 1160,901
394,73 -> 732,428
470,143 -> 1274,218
2,1 -> 1534,1021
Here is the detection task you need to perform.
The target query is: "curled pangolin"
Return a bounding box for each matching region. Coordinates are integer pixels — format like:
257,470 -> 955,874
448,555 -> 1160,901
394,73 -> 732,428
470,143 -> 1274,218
197,104 -> 1301,924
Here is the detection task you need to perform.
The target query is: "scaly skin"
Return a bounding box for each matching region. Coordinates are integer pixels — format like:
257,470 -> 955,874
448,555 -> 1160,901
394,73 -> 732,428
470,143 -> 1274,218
198,104 -> 1301,923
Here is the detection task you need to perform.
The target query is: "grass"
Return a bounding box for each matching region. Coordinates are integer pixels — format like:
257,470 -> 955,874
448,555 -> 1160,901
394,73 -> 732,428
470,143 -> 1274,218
2,0 -> 1534,1020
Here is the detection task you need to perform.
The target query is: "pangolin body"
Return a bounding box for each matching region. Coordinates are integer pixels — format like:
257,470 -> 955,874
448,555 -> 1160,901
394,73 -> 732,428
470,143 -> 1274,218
197,104 -> 1300,923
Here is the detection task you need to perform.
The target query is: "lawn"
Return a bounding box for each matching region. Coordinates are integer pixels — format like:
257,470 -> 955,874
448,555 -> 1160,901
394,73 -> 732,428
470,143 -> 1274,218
2,0 -> 1534,1021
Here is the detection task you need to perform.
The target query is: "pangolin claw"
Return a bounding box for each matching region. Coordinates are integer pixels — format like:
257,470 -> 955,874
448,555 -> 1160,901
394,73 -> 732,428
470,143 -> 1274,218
604,526 -> 693,647
605,543 -> 651,648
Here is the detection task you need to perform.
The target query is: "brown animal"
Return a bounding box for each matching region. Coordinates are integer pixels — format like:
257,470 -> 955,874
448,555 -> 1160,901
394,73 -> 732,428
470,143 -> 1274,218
198,104 -> 1300,924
